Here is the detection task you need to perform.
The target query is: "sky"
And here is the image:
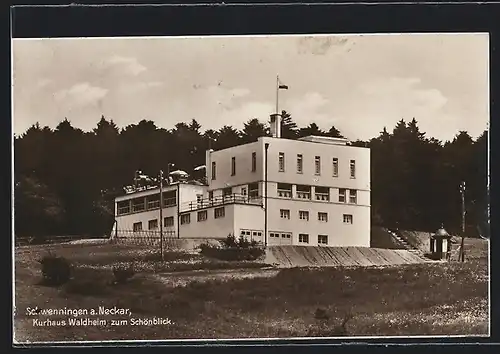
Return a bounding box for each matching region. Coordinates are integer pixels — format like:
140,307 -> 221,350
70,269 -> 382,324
12,33 -> 489,142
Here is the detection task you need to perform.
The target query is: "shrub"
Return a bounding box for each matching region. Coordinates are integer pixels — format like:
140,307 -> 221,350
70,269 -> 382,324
113,263 -> 135,284
38,253 -> 72,286
219,234 -> 238,248
199,241 -> 265,261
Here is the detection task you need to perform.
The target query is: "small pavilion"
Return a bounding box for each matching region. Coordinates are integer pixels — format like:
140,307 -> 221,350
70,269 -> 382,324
430,225 -> 454,260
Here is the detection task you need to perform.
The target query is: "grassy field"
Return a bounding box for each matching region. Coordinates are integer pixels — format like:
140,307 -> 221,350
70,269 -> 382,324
13,241 -> 488,343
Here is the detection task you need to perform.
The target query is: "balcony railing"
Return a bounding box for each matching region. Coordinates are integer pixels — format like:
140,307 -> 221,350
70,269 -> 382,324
277,190 -> 292,198
315,193 -> 330,201
296,191 -> 311,199
180,193 -> 262,212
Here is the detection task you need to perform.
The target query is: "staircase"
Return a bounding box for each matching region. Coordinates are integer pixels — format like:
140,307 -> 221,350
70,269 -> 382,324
387,229 -> 431,262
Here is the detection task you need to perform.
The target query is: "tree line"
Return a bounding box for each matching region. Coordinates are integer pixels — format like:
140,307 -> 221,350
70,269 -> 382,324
14,111 -> 489,239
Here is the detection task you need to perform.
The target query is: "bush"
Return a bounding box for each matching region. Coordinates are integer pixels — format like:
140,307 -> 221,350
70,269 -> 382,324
113,263 -> 135,284
38,253 -> 72,286
199,236 -> 265,261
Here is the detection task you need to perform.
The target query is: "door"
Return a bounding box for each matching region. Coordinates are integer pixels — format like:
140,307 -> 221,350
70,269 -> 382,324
280,232 -> 292,245
251,230 -> 263,244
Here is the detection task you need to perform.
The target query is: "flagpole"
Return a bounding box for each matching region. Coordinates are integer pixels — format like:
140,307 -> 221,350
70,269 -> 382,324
275,75 -> 279,115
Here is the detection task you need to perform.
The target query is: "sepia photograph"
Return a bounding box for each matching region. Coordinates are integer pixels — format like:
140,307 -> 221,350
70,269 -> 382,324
12,33 -> 490,344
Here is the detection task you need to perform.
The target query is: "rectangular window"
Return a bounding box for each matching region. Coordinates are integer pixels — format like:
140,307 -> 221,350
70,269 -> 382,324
163,190 -> 177,207
343,214 -> 353,224
214,207 -> 225,219
117,200 -> 130,215
318,235 -> 328,245
241,187 -> 247,196
146,194 -> 160,210
223,187 -> 232,196
133,222 -> 142,232
277,183 -> 292,198
132,197 -> 145,212
279,152 -> 285,172
296,184 -> 311,200
280,209 -> 291,219
333,158 -> 339,177
315,186 -> 330,201
211,161 -> 216,180
197,210 -> 208,222
231,156 -> 236,176
315,156 -> 321,175
282,233 -> 291,239
297,154 -> 303,173
299,234 -> 309,243
349,189 -> 357,204
350,160 -> 356,178
339,188 -> 346,203
164,216 -> 174,227
249,182 -> 259,198
299,210 -> 309,221
318,212 -> 328,222
148,219 -> 158,230
252,152 -> 257,172
180,213 -> 191,225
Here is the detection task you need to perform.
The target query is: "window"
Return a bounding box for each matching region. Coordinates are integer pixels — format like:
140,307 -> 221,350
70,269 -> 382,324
315,156 -> 321,175
296,185 -> 311,199
339,188 -> 346,203
211,161 -> 216,180
315,186 -> 330,201
350,160 -> 356,178
277,183 -> 292,198
133,222 -> 142,232
208,191 -> 214,200
349,189 -> 357,204
132,197 -> 145,212
343,214 -> 353,224
162,190 -> 177,207
299,210 -> 309,221
148,219 -> 158,230
197,210 -> 208,222
318,212 -> 328,222
318,235 -> 328,245
180,213 -> 191,225
164,216 -> 174,227
332,158 -> 339,177
297,154 -> 303,173
249,183 -> 259,198
241,187 -> 247,196
280,209 -> 291,219
252,152 -> 257,172
146,194 -> 160,210
299,234 -> 309,243
223,187 -> 232,196
282,233 -> 291,239
231,157 -> 236,176
214,207 -> 225,219
279,152 -> 285,172
117,200 -> 130,215
196,194 -> 203,205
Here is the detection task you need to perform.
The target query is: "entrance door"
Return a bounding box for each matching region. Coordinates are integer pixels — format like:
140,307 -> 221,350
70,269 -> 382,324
251,230 -> 263,244
280,232 -> 292,245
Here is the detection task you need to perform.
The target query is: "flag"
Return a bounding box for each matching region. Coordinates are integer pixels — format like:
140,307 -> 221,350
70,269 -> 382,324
278,78 -> 289,90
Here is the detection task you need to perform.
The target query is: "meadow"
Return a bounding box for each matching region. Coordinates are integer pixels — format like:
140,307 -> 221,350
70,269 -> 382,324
13,239 -> 488,343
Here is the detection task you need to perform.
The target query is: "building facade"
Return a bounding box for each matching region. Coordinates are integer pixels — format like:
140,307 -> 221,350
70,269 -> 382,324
114,116 -> 371,247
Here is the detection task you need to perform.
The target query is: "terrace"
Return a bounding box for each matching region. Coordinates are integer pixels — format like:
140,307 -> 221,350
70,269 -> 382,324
180,193 -> 262,213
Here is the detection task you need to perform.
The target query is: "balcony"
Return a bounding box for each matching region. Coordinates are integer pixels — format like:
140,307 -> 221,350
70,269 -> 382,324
180,193 -> 262,212
315,193 -> 330,201
277,190 -> 292,198
296,191 -> 311,200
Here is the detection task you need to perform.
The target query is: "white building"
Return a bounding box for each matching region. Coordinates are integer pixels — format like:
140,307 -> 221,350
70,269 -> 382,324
114,114 -> 371,247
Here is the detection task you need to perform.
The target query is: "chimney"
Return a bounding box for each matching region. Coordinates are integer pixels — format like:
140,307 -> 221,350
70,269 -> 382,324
270,113 -> 281,138
205,149 -> 213,182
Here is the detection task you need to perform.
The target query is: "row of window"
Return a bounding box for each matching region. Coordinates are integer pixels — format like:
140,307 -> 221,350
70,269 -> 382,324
280,209 -> 353,224
132,216 -> 175,232
117,191 -> 177,216
211,152 -> 356,180
180,206 -> 226,225
281,153 -> 355,178
277,184 -> 358,204
268,232 -> 329,245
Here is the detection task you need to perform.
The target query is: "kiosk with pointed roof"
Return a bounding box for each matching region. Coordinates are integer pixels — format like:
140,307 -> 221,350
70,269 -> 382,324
430,224 -> 454,260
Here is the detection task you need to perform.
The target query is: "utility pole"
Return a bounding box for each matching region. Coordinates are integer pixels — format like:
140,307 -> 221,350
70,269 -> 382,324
264,143 -> 269,247
159,170 -> 164,261
459,181 -> 466,262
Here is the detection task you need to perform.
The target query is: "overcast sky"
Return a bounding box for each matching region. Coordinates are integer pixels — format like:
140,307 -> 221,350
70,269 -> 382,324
12,33 -> 489,142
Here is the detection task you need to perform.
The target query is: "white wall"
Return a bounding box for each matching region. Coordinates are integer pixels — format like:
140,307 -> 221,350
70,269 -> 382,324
178,204 -> 235,239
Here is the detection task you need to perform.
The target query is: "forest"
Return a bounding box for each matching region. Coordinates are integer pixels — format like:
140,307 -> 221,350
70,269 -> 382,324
14,111 -> 489,239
